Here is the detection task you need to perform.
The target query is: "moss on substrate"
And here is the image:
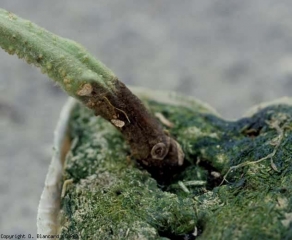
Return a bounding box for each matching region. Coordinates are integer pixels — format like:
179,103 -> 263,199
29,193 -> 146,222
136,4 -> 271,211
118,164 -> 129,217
60,98 -> 292,240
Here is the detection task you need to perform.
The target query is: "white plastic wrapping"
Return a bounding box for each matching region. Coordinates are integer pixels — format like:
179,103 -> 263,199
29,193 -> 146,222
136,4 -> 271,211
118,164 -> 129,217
37,98 -> 76,236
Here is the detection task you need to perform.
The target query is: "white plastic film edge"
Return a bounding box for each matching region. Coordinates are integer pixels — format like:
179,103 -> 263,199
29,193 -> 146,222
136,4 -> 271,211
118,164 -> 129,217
37,98 -> 76,237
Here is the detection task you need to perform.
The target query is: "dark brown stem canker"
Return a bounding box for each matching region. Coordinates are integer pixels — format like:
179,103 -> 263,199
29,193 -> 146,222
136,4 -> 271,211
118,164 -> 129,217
77,78 -> 185,170
0,8 -> 184,175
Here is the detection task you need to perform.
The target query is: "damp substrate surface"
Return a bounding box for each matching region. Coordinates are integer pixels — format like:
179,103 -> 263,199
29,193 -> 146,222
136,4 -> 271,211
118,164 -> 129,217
60,98 -> 292,240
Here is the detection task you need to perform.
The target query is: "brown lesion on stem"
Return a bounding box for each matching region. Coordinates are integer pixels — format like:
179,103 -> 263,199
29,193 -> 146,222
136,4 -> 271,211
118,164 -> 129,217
76,78 -> 184,172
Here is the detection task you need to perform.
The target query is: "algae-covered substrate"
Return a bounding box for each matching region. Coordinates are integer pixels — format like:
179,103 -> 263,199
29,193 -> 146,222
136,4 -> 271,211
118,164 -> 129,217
59,96 -> 292,240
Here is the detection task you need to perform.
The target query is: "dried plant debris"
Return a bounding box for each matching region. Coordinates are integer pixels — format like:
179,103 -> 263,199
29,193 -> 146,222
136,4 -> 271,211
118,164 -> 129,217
60,99 -> 292,239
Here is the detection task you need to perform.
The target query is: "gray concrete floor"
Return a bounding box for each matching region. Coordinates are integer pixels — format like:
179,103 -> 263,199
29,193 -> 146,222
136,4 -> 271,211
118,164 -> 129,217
1,0 -> 292,236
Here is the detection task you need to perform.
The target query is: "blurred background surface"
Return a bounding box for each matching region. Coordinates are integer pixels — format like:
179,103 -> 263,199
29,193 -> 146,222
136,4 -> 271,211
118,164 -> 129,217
1,0 -> 292,235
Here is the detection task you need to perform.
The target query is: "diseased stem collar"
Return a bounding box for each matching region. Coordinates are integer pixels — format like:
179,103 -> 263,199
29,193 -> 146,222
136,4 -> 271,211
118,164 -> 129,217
0,8 -> 184,171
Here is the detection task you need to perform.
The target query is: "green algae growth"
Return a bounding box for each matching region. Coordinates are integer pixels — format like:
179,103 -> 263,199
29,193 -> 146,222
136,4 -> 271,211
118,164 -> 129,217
60,96 -> 292,240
